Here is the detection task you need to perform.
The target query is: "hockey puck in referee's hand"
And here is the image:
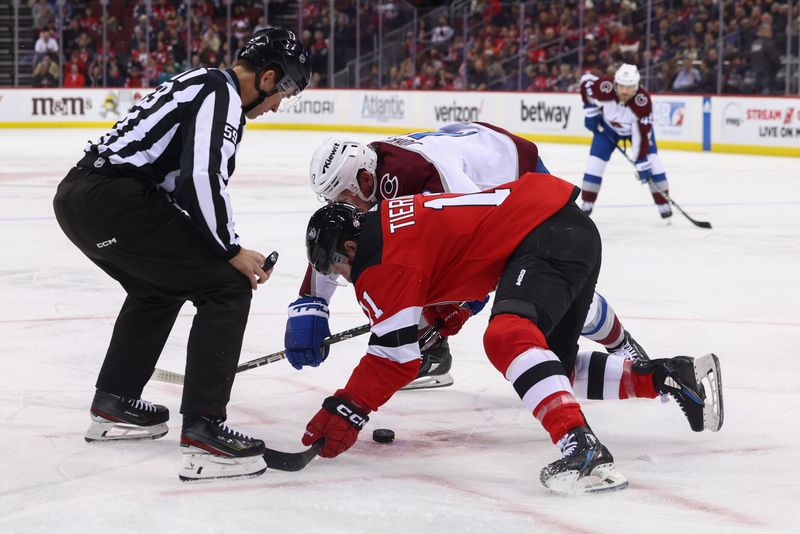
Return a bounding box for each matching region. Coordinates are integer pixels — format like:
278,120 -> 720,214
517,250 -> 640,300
372,428 -> 395,443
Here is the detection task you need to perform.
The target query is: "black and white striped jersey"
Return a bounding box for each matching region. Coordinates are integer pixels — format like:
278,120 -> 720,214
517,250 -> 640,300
81,67 -> 246,259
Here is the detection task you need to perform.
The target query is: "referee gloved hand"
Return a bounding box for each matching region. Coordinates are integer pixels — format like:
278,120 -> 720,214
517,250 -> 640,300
285,297 -> 331,369
303,393 -> 369,458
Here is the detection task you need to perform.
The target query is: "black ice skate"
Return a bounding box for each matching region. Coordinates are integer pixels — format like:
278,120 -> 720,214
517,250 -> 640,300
609,330 -> 650,361
539,426 -> 628,495
402,336 -> 454,390
634,353 -> 723,432
179,415 -> 267,481
85,389 -> 169,442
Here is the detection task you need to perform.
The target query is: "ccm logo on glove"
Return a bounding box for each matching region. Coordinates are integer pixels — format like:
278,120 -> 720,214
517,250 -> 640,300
334,402 -> 368,429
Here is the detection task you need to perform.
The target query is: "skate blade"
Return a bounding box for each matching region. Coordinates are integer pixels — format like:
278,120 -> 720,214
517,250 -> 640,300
400,372 -> 454,390
543,463 -> 629,496
694,353 -> 723,431
85,420 -> 168,442
179,450 -> 267,482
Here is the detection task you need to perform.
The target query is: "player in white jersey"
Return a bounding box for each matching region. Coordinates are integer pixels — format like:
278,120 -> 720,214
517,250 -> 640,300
284,122 -> 649,389
580,63 -> 672,220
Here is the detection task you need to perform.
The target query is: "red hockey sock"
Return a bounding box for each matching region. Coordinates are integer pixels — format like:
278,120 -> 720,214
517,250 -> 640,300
618,359 -> 658,399
538,393 -> 586,444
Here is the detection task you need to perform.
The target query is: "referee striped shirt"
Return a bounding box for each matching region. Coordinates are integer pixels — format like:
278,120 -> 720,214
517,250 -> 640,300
80,67 -> 246,259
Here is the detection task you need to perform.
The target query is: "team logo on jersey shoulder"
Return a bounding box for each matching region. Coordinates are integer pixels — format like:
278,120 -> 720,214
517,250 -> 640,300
634,93 -> 648,107
308,227 -> 318,239
599,81 -> 613,93
223,123 -> 238,144
379,173 -> 399,199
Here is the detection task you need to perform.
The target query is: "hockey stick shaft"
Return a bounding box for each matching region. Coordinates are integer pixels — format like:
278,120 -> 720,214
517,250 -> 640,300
151,323 -> 371,385
597,127 -> 712,229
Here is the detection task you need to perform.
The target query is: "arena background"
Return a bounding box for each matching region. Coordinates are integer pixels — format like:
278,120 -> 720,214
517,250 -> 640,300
2,0 -> 799,155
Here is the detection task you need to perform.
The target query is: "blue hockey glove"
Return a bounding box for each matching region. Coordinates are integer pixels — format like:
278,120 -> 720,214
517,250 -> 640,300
635,158 -> 652,183
464,296 -> 490,316
285,297 -> 331,370
583,105 -> 601,133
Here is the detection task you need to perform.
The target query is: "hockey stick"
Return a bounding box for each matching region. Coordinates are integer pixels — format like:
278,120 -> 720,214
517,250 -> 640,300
263,318 -> 453,469
597,126 -> 712,229
151,323 -> 371,385
263,440 -> 324,472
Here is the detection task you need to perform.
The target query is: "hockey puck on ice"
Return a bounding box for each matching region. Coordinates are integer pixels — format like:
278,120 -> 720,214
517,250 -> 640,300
372,428 -> 395,443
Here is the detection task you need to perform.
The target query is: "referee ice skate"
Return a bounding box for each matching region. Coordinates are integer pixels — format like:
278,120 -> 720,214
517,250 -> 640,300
53,28 -> 310,481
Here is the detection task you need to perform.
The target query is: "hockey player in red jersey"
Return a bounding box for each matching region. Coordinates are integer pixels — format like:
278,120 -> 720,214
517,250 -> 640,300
299,174 -> 723,495
580,63 -> 673,220
285,122 -> 648,391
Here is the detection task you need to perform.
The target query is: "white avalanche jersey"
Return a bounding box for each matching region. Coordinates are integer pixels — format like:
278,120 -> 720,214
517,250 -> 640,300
300,121 -> 543,300
372,122 -> 530,195
580,74 -> 654,161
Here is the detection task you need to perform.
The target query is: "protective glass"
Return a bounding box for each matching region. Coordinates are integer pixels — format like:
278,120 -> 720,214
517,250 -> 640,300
276,74 -> 304,111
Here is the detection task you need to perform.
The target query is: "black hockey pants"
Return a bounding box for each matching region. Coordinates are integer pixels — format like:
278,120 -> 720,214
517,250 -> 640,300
490,202 -> 602,374
53,166 -> 252,419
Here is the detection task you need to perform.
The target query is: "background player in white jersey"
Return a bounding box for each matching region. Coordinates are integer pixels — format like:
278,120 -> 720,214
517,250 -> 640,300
284,122 -> 648,389
580,63 -> 672,220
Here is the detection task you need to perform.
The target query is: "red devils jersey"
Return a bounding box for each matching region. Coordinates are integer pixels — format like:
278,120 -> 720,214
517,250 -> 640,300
339,173 -> 578,411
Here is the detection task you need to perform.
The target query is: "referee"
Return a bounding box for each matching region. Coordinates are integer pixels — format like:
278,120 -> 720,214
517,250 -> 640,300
53,28 -> 310,481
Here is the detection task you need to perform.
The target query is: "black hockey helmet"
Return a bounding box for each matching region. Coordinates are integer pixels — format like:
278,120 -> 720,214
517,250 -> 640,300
306,203 -> 364,275
237,27 -> 311,112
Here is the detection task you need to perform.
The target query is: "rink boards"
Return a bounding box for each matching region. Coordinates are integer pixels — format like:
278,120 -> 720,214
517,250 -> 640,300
0,87 -> 798,157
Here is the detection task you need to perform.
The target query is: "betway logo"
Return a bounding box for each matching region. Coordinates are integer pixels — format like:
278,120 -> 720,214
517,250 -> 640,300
520,101 -> 571,129
434,101 -> 482,122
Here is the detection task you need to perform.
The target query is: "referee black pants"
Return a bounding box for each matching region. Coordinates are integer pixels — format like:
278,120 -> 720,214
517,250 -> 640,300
53,166 -> 252,419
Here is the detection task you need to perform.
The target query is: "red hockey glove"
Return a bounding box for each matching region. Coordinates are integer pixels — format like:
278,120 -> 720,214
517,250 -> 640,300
302,394 -> 370,458
423,304 -> 472,337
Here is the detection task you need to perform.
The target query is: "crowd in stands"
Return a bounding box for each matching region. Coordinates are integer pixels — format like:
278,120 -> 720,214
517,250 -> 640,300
27,0 -> 799,95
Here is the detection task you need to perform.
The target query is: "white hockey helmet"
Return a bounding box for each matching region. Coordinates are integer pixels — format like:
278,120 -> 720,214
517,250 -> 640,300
309,137 -> 378,203
614,63 -> 641,87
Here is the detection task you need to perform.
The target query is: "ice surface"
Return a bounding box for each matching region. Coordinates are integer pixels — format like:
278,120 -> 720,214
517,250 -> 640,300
1,128 -> 798,533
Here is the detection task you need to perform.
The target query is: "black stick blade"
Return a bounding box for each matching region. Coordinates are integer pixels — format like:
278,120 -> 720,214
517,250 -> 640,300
263,441 -> 323,472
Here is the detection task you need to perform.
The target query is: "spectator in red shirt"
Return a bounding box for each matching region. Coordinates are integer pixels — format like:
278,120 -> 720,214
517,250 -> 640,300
125,63 -> 144,88
79,7 -> 100,35
527,62 -> 551,92
63,49 -> 86,79
64,63 -> 86,88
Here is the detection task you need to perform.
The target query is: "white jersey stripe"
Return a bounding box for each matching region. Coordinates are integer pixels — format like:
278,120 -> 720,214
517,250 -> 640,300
371,306 -> 423,337
367,342 -> 420,364
602,354 -> 625,400
520,374 -> 574,413
191,92 -> 222,249
572,350 -> 592,399
111,123 -> 180,168
504,347 -> 560,383
106,85 -> 203,156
